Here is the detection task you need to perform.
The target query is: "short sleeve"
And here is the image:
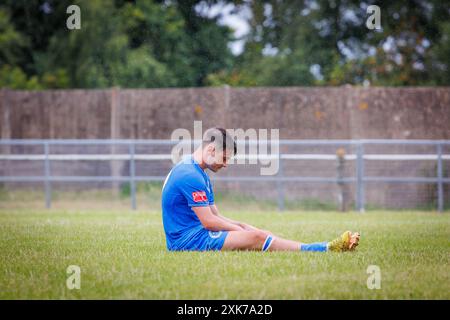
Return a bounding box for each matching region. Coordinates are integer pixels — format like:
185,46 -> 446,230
207,179 -> 214,205
178,174 -> 210,207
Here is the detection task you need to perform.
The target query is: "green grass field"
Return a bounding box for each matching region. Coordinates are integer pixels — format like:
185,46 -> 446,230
0,206 -> 449,299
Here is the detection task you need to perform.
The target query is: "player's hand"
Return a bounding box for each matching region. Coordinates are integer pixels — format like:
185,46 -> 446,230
238,223 -> 258,231
239,223 -> 273,236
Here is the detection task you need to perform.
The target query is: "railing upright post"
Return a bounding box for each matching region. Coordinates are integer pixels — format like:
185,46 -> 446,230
276,153 -> 285,211
336,148 -> 347,212
437,143 -> 443,212
129,142 -> 136,210
356,142 -> 365,212
44,142 -> 51,209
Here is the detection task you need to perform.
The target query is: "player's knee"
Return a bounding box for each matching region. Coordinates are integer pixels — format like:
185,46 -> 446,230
250,230 -> 269,246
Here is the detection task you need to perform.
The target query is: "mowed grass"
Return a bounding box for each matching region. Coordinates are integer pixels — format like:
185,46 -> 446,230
0,208 -> 449,299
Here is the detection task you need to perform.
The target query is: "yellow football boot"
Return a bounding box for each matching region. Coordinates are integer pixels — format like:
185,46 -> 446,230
327,231 -> 360,252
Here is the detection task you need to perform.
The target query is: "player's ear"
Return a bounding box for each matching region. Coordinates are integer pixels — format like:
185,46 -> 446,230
209,144 -> 216,156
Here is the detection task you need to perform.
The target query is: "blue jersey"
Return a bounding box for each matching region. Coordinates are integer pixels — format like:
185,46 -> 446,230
162,156 -> 227,251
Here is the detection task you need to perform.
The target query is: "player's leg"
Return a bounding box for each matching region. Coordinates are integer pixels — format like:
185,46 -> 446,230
222,230 -> 301,251
242,228 -> 325,251
221,230 -> 270,250
221,230 -> 360,252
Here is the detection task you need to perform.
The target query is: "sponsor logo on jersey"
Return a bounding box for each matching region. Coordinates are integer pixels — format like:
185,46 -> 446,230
192,191 -> 207,202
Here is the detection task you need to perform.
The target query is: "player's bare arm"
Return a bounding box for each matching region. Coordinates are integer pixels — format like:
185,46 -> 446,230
192,206 -> 244,232
209,204 -> 261,232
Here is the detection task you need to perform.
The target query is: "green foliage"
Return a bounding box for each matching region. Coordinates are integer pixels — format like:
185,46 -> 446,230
429,21 -> 450,85
0,8 -> 28,66
0,0 -> 233,89
0,1 -> 449,88
0,64 -> 69,89
230,0 -> 450,87
206,69 -> 257,86
0,65 -> 42,89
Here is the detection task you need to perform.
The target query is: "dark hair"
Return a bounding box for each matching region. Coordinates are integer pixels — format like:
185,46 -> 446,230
202,127 -> 237,155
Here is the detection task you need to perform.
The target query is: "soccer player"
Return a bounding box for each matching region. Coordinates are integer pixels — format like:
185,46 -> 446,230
161,128 -> 360,252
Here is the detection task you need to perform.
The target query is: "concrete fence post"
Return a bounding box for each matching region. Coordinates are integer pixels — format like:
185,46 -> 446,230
0,89 -> 12,187
129,142 -> 136,210
110,87 -> 121,195
44,142 -> 51,209
437,143 -> 443,212
336,147 -> 348,212
276,154 -> 285,211
356,142 -> 365,212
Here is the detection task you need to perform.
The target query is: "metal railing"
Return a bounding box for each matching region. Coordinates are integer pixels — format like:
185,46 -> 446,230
0,139 -> 449,211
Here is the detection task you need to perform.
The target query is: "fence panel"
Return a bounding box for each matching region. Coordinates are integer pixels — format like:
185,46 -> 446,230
0,139 -> 449,211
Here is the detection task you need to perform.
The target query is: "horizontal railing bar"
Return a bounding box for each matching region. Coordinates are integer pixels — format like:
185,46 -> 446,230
357,139 -> 450,145
0,176 -> 163,182
1,139 -> 450,146
0,139 -> 178,145
364,154 -> 450,160
1,154 -> 449,161
1,176 -> 448,183
363,177 -> 450,183
0,155 -> 173,160
0,176 -> 131,182
212,177 -> 357,182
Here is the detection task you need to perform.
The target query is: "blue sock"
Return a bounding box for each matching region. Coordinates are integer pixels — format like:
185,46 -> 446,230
300,242 -> 328,252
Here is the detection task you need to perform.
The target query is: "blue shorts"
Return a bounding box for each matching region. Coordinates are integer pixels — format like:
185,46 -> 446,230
169,228 -> 229,251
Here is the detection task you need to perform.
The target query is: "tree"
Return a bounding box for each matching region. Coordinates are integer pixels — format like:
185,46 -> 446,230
1,0 -> 449,88
0,0 -> 235,88
215,0 -> 450,86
